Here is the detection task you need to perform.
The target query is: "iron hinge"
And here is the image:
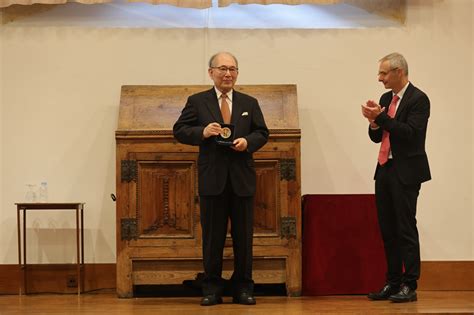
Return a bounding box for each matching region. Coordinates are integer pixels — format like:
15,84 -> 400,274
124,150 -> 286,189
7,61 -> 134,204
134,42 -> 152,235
280,159 -> 296,181
281,216 -> 297,239
121,218 -> 138,241
121,160 -> 137,182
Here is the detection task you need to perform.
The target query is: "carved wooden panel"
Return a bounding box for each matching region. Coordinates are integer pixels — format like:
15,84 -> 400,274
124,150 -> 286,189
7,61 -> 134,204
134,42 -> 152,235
138,161 -> 195,238
254,160 -> 279,236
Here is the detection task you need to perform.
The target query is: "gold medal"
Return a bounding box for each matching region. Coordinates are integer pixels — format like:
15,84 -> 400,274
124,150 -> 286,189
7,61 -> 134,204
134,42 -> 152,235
221,127 -> 232,139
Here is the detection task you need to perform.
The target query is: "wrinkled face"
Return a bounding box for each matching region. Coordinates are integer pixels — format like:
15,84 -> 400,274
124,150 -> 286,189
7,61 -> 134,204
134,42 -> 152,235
208,53 -> 238,93
378,60 -> 402,90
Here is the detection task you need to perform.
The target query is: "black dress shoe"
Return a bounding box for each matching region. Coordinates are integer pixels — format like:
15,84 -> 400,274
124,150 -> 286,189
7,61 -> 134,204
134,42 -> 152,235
389,285 -> 417,303
368,284 -> 400,300
232,292 -> 256,305
200,295 -> 223,306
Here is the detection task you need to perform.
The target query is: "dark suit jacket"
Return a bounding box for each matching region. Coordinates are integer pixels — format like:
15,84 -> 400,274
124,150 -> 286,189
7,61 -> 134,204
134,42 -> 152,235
369,83 -> 431,185
173,88 -> 269,196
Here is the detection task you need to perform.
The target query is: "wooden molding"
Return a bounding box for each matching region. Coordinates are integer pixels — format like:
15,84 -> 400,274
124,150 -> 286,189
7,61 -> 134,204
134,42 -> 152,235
0,264 -> 115,295
0,261 -> 472,295
418,261 -> 474,291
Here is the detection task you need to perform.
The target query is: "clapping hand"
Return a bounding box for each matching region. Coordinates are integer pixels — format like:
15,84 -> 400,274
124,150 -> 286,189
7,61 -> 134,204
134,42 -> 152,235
361,100 -> 385,127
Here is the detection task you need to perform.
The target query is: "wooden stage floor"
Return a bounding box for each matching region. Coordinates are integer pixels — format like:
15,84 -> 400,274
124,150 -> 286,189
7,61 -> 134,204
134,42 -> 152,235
0,291 -> 473,314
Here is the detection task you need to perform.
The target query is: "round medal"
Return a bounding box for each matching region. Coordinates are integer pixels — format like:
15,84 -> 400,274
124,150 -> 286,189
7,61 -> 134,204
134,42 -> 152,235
221,127 -> 232,139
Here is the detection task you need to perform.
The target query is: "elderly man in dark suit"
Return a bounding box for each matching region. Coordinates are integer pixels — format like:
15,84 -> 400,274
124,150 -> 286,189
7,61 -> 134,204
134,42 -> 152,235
362,53 -> 431,303
173,52 -> 269,306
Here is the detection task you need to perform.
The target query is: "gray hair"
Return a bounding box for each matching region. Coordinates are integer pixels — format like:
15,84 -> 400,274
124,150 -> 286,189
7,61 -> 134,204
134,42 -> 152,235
208,52 -> 239,68
380,52 -> 409,76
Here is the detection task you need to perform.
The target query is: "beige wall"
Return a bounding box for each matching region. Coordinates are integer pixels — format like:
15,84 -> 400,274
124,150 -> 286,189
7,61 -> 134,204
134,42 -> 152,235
471,6 -> 474,259
0,12 -> 3,258
0,11 -> 4,264
0,0 -> 472,263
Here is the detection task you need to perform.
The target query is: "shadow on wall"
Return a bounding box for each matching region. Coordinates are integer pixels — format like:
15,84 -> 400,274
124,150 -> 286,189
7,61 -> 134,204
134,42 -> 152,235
2,217 -> 114,264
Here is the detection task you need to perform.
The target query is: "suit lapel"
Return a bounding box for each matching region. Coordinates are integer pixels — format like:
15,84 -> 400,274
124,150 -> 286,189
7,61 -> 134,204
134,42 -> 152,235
204,88 -> 223,123
395,83 -> 414,119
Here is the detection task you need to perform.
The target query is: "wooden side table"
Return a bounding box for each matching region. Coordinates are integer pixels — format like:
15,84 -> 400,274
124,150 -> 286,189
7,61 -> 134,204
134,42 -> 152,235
16,202 -> 85,295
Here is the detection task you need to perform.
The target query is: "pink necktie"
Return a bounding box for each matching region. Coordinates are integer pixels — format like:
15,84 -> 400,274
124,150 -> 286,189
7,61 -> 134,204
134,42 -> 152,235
221,93 -> 231,124
378,95 -> 400,165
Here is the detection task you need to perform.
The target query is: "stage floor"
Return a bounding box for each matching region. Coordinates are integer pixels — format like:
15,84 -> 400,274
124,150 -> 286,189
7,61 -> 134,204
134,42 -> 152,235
0,291 -> 473,314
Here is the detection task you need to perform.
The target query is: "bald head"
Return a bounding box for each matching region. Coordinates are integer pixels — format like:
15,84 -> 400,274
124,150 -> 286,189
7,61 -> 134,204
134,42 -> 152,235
208,52 -> 239,68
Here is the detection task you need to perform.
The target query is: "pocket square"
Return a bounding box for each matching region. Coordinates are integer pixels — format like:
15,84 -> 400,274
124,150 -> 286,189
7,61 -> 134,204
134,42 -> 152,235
241,112 -> 249,116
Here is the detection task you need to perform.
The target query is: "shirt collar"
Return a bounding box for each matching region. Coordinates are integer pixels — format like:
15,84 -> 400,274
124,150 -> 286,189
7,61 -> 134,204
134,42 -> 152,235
214,87 -> 233,102
394,82 -> 409,100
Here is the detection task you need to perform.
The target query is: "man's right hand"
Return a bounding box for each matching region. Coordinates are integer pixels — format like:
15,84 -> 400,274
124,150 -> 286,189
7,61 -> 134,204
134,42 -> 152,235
203,122 -> 222,139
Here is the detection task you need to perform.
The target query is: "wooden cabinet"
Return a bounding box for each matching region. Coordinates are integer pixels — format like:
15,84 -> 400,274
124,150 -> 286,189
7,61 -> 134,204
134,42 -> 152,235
116,85 -> 301,297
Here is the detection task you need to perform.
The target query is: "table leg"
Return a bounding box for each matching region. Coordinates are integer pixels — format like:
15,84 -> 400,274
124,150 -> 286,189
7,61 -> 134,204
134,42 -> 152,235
80,205 -> 84,292
17,207 -> 22,295
23,209 -> 27,294
81,205 -> 84,265
76,207 -> 80,295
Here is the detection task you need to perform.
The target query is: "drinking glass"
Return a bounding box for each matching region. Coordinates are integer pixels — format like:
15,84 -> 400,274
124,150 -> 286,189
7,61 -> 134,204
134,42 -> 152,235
25,184 -> 37,202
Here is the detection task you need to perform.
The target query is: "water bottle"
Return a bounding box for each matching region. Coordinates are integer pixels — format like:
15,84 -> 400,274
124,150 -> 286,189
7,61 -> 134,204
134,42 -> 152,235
39,182 -> 48,203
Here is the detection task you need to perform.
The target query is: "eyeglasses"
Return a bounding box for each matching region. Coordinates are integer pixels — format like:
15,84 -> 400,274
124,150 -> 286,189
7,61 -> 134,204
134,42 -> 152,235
378,67 -> 399,76
211,66 -> 239,75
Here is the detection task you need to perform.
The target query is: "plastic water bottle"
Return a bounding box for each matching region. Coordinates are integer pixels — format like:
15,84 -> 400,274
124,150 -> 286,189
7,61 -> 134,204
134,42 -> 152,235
39,182 -> 48,203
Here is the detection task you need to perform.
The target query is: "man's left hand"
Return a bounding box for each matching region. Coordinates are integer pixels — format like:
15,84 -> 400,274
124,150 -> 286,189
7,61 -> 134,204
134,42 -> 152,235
232,138 -> 248,151
361,100 -> 385,121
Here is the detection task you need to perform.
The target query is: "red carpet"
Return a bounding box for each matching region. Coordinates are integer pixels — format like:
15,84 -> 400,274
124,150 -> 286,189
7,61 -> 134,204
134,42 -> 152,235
302,194 -> 386,295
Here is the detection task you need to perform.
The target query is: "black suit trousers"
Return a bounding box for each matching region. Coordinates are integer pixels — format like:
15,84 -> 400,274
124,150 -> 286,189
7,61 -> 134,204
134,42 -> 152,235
199,176 -> 255,296
375,160 -> 421,290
